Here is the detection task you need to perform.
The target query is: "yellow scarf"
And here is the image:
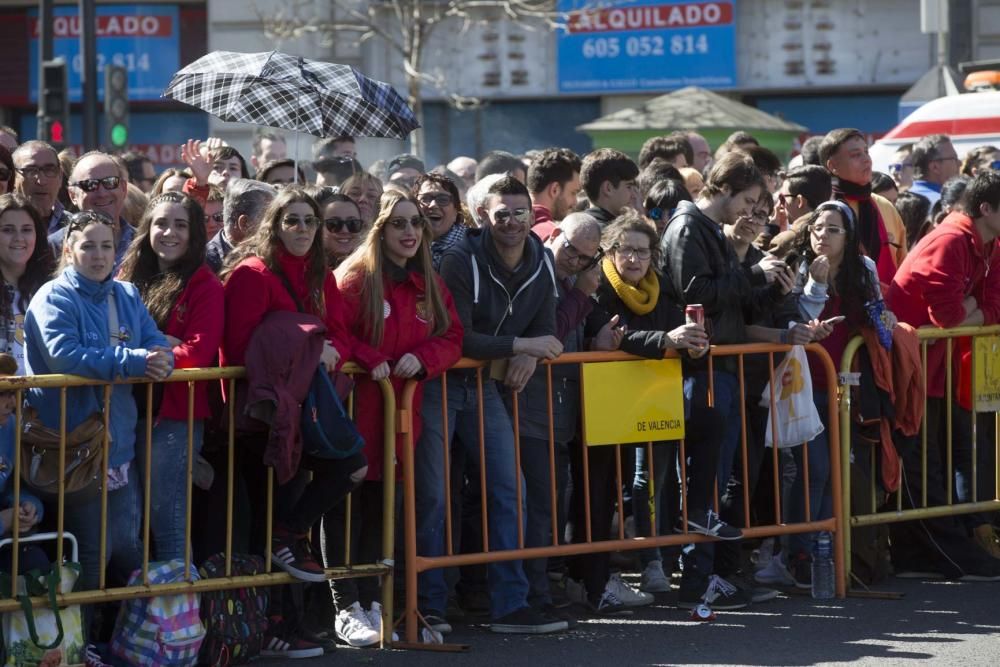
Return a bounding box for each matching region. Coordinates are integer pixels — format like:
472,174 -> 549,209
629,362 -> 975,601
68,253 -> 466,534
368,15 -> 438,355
602,257 -> 659,315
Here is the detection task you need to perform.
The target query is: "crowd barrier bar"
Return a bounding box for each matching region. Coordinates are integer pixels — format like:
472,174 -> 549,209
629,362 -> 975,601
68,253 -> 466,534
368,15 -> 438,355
0,364 -> 398,648
839,324 -> 1000,575
398,343 -> 845,648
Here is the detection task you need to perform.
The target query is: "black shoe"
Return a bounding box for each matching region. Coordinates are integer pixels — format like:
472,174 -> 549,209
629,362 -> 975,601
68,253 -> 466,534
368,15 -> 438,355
677,510 -> 743,541
490,607 -> 569,634
677,575 -> 752,610
540,603 -> 578,629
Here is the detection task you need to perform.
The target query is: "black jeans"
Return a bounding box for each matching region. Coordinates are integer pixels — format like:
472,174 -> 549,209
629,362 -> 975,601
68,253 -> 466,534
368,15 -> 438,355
325,481 -> 384,610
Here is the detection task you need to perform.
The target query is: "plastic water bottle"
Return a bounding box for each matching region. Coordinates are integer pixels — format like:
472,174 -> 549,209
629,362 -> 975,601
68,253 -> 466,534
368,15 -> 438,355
811,531 -> 835,599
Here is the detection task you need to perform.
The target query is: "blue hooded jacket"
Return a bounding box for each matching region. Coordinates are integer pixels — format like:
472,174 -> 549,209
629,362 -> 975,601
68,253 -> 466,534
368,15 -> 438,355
23,267 -> 170,467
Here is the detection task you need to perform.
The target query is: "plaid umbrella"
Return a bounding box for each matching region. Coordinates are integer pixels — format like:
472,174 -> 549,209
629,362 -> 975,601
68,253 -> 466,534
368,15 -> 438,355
162,50 -> 419,139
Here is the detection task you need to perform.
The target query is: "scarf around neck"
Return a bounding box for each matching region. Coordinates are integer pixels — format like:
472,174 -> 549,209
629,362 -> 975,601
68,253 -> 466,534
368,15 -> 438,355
831,177 -> 882,265
602,256 -> 659,315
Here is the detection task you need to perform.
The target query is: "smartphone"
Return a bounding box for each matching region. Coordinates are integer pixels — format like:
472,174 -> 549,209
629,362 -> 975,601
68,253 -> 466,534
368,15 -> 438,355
823,315 -> 846,326
784,251 -> 800,272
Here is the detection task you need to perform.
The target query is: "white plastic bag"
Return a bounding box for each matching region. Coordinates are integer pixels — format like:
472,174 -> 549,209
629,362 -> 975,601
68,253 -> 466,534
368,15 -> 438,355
759,345 -> 824,448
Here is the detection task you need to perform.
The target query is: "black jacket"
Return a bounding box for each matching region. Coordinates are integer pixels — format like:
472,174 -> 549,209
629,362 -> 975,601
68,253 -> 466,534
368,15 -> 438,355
593,271 -> 685,359
206,230 -> 233,274
585,205 -> 616,226
439,226 -> 558,364
659,201 -> 785,370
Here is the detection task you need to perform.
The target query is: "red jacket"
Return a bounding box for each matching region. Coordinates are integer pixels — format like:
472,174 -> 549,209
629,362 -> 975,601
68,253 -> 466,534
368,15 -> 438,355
221,248 -> 351,368
887,212 -> 1000,396
340,265 -> 463,480
532,205 -> 556,242
159,265 -> 224,421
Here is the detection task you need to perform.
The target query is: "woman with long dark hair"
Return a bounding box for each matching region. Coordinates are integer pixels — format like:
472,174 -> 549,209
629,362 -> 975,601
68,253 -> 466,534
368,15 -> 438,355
788,199 -> 894,586
221,186 -> 367,586
314,188 -> 365,268
117,191 -> 223,561
0,193 -> 56,374
329,190 -> 462,645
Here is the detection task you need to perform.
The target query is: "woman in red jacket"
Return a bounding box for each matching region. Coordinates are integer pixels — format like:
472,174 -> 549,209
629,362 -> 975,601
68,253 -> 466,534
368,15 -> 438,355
329,190 -> 462,646
118,191 -> 224,561
220,186 -> 367,585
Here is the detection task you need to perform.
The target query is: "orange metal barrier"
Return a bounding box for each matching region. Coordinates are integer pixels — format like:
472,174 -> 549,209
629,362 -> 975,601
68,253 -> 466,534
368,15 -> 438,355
0,365 -> 398,648
398,343 -> 845,647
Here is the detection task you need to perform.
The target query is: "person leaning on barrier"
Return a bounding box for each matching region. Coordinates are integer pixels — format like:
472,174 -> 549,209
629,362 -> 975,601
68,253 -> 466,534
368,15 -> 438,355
887,169 -> 1000,573
24,210 -> 172,598
117,192 -> 224,562
790,200 -> 890,586
331,190 -> 463,647
0,193 -> 56,376
220,186 -> 367,586
416,175 -> 569,636
658,152 -> 798,610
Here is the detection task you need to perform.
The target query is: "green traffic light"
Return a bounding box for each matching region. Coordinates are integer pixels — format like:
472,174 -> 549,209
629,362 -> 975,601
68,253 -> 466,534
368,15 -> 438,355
110,123 -> 128,147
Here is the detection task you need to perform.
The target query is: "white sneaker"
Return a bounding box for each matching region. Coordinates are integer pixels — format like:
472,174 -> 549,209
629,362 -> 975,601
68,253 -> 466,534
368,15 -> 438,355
366,602 -> 399,642
639,560 -> 671,593
754,554 -> 796,587
752,538 -> 775,570
606,572 -> 653,607
335,601 -> 380,647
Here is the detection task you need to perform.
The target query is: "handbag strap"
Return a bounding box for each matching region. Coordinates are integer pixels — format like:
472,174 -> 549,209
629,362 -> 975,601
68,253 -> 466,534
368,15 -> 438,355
276,272 -> 306,314
107,292 -> 122,345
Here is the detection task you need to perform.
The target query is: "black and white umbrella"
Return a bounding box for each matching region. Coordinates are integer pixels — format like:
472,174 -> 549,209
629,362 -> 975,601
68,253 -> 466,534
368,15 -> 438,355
162,50 -> 419,139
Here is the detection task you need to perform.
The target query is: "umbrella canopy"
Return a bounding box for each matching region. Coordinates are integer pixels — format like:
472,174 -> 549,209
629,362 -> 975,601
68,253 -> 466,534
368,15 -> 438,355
163,50 -> 419,139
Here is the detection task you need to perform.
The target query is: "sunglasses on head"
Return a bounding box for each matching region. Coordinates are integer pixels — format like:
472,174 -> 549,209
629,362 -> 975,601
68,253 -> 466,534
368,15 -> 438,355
325,216 -> 363,233
492,208 -> 530,225
70,176 -> 121,192
67,211 -> 115,232
386,216 -> 425,231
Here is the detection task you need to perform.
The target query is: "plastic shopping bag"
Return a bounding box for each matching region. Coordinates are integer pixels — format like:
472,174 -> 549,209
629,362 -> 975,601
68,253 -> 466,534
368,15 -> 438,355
759,345 -> 824,448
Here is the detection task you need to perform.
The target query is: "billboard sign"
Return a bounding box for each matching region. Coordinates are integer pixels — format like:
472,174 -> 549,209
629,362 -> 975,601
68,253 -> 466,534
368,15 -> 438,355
557,0 -> 736,94
28,4 -> 180,102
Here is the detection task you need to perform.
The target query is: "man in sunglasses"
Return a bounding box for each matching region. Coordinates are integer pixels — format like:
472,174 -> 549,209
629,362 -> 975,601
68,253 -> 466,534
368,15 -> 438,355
417,176 -> 568,635
527,147 -> 582,242
12,140 -> 67,233
48,151 -> 133,268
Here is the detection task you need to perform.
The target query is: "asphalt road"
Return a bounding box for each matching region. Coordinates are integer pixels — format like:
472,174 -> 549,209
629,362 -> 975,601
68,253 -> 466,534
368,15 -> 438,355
263,576 -> 1000,666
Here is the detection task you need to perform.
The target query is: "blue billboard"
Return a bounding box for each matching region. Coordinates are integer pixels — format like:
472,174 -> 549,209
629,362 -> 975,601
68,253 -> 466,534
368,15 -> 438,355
557,0 -> 736,94
28,4 -> 181,102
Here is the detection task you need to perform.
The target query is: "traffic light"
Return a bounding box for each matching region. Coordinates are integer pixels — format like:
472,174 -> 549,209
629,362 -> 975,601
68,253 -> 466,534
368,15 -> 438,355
104,64 -> 129,149
39,58 -> 69,146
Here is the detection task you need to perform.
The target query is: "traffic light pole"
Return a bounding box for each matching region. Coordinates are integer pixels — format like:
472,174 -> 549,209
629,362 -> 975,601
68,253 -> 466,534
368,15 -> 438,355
80,0 -> 98,150
36,0 -> 54,141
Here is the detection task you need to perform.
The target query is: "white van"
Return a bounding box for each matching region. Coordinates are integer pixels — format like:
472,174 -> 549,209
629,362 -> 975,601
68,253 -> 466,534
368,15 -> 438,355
869,90 -> 1000,172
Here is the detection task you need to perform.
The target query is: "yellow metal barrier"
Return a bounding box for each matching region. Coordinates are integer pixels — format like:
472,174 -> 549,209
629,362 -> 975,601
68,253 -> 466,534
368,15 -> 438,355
0,365 -> 398,647
839,324 -> 1000,579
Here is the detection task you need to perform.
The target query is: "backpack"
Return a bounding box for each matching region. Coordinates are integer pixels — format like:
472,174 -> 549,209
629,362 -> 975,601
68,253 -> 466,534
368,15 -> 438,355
110,559 -> 206,666
300,367 -> 365,460
197,554 -> 269,666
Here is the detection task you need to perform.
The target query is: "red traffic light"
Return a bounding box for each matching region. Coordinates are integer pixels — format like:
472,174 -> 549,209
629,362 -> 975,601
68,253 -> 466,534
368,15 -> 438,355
50,120 -> 64,144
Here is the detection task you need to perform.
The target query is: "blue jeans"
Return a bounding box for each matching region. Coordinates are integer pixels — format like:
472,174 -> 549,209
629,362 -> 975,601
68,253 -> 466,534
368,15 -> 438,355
680,371 -> 741,590
64,469 -> 143,591
519,435 -> 569,608
633,442 -> 678,566
136,419 -> 204,562
415,375 -> 529,620
788,391 -> 833,558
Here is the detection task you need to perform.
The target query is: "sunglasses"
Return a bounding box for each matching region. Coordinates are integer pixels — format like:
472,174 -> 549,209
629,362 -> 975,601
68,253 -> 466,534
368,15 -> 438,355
561,237 -> 604,270
386,216 -> 425,231
14,164 -> 61,180
325,216 -> 363,233
991,160 -> 1000,171
418,192 -> 453,207
67,211 -> 115,232
208,212 -> 224,224
492,208 -> 530,225
70,176 -> 121,192
646,206 -> 676,222
280,215 -> 320,229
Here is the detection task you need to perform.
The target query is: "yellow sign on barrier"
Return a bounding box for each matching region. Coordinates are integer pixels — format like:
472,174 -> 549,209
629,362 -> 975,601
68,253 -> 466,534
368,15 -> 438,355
974,335 -> 1000,411
581,359 -> 685,445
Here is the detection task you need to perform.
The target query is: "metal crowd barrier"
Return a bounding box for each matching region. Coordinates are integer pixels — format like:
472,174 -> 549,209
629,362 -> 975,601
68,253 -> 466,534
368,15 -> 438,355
839,324 -> 1000,575
0,365 -> 398,647
398,344 -> 846,648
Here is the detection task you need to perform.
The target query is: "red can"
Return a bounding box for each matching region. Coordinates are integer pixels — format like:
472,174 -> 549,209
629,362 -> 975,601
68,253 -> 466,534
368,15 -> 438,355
685,304 -> 704,326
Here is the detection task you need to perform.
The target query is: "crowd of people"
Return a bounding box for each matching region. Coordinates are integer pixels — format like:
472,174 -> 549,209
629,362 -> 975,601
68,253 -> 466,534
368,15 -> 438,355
0,120 -> 998,661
